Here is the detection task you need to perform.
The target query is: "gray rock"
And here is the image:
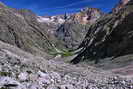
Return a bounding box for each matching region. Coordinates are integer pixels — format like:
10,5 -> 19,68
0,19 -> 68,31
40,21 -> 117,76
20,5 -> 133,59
0,77 -> 20,88
37,71 -> 51,85
18,72 -> 29,81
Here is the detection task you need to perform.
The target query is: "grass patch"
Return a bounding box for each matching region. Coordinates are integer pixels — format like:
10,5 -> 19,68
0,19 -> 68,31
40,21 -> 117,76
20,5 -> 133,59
0,71 -> 12,76
48,47 -> 74,57
0,87 -> 9,89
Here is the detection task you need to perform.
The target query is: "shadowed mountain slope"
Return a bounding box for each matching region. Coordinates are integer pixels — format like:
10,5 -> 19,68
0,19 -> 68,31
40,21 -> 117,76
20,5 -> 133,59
71,0 -> 133,66
56,8 -> 103,49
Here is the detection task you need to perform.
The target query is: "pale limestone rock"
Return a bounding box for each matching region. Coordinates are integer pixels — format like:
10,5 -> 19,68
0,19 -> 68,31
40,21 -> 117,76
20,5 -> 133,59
18,72 -> 29,81
37,71 -> 51,85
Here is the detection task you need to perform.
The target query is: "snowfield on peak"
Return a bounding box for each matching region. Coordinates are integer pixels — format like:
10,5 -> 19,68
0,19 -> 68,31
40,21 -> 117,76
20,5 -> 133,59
37,16 -> 65,24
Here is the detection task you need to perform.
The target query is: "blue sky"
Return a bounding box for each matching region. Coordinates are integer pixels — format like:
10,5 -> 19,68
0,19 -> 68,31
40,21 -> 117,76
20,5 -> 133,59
0,0 -> 119,16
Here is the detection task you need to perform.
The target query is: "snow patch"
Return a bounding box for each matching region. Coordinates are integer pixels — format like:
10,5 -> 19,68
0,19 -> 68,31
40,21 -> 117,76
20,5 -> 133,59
37,16 -> 52,23
58,18 -> 65,24
14,13 -> 24,19
37,16 -> 65,24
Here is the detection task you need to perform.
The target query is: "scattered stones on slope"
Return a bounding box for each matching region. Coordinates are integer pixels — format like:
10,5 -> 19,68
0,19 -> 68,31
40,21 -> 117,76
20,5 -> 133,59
0,41 -> 132,89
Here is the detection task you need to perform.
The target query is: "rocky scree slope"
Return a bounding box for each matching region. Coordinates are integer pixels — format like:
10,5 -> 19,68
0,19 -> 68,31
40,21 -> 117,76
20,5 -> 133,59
0,41 -> 132,89
71,0 -> 133,67
0,2 -> 59,56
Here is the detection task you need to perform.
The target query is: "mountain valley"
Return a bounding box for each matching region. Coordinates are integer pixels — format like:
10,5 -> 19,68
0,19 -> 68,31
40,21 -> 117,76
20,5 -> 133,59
0,0 -> 133,89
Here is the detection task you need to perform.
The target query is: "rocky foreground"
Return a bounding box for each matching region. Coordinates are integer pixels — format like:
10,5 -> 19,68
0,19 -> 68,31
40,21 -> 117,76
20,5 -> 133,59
0,41 -> 132,89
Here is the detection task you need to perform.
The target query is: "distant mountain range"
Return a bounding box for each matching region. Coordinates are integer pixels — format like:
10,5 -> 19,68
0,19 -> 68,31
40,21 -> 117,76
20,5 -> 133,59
0,1 -> 104,52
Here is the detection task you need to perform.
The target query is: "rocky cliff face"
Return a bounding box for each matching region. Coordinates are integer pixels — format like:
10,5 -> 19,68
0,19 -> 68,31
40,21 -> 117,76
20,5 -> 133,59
55,8 -> 103,49
71,8 -> 102,25
113,0 -> 130,13
55,22 -> 88,48
71,0 -> 133,66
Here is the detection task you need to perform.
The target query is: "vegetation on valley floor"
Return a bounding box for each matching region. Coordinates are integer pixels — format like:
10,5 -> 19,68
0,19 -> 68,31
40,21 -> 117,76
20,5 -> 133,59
48,47 -> 74,57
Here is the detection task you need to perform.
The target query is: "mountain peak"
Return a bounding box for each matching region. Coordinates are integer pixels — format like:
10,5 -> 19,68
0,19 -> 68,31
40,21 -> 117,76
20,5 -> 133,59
0,2 -> 7,8
120,0 -> 130,5
72,7 -> 102,24
113,0 -> 131,13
